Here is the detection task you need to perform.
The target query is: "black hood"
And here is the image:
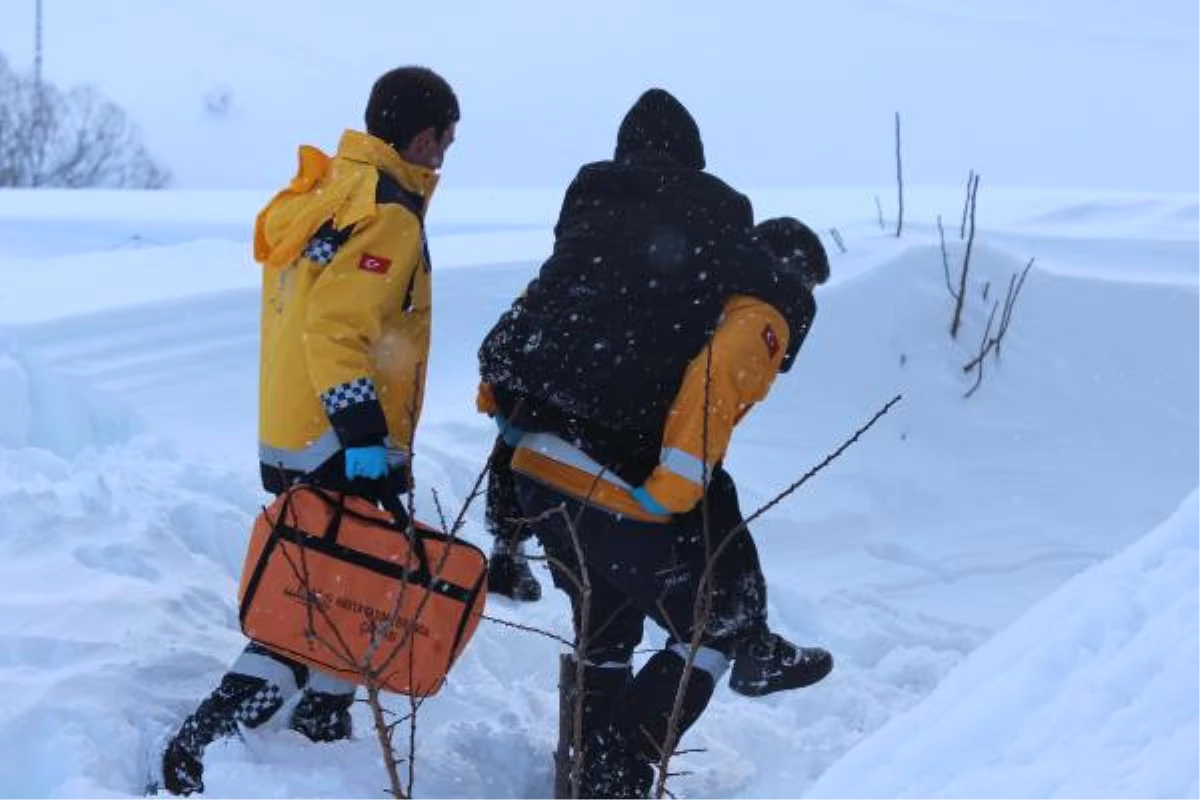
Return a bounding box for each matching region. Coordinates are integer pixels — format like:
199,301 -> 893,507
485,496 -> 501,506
614,88 -> 705,170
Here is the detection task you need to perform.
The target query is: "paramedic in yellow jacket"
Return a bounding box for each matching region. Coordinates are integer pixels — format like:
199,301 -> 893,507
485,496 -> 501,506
161,66 -> 458,797
478,88 -> 834,797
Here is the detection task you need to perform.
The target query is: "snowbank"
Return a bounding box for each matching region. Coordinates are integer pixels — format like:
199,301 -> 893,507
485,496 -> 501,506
806,490 -> 1200,799
0,350 -> 141,456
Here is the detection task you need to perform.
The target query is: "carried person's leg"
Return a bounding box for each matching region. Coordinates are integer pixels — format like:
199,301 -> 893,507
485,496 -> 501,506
699,467 -> 833,697
485,436 -> 542,601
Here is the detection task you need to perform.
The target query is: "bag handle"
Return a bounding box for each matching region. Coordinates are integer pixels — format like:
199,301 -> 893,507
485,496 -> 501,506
380,493 -> 433,580
300,484 -> 433,580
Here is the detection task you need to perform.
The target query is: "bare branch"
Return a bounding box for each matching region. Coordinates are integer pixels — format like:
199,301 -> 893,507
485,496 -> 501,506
894,111 -> 904,238
528,485 -> 604,799
828,227 -> 847,254
482,613 -> 575,648
959,169 -> 975,240
743,394 -> 903,531
960,256 -> 1035,397
360,367 -> 489,797
653,342 -> 720,796
566,501 -> 595,800
407,691 -> 419,799
994,257 -> 1034,359
950,172 -> 981,339
937,215 -> 956,299
367,682 -> 408,798
963,300 -> 999,399
430,487 -> 452,536
874,195 -> 886,232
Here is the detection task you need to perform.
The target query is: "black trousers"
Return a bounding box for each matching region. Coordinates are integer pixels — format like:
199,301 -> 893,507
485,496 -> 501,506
512,466 -> 767,664
485,435 -> 534,546
514,468 -> 771,771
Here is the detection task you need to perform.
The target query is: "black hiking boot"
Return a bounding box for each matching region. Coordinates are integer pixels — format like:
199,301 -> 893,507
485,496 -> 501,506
487,544 -> 542,602
161,737 -> 205,797
161,673 -> 286,795
580,724 -> 654,799
288,689 -> 354,743
729,631 -> 833,697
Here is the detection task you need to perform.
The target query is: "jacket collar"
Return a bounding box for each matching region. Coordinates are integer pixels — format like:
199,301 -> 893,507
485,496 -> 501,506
335,129 -> 440,202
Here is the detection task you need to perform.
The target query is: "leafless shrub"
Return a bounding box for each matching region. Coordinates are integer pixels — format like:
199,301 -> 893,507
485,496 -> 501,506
500,389 -> 904,798
0,53 -> 169,188
962,257 -> 1034,398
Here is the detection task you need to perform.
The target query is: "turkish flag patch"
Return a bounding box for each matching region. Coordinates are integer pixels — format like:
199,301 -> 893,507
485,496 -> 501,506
761,323 -> 780,358
358,253 -> 392,274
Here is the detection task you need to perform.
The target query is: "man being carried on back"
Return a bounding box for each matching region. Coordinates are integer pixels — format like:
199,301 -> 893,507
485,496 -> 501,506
479,88 -> 833,797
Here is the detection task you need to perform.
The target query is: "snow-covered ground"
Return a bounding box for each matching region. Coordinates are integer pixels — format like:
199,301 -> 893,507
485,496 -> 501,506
807,489 -> 1199,799
0,184 -> 1195,798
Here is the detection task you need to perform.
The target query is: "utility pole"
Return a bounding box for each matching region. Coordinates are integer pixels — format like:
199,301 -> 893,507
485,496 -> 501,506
32,0 -> 46,186
34,0 -> 44,85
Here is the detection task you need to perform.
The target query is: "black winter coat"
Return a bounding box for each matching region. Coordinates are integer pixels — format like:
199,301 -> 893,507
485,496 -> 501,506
479,91 -> 813,483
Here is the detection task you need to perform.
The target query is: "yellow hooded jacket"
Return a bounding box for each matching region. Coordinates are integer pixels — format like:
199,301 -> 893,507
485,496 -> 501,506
479,295 -> 791,522
254,129 -> 438,483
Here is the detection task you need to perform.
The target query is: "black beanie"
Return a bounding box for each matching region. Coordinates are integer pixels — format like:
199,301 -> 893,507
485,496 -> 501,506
755,217 -> 831,286
614,88 -> 705,170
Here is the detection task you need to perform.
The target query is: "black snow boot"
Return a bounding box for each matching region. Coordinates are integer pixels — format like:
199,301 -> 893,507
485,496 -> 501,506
728,631 -> 833,697
161,738 -> 205,797
565,659 -> 634,761
487,541 -> 542,602
579,724 -> 654,799
288,689 -> 355,742
162,673 -> 286,795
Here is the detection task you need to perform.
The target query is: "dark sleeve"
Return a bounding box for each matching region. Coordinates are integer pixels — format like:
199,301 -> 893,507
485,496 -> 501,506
552,170 -> 588,239
730,190 -> 754,230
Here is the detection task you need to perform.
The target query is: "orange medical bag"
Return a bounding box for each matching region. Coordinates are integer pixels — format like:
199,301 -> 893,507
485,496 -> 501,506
238,484 -> 487,697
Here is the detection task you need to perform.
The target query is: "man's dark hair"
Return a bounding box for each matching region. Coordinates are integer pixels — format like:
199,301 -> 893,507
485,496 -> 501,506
365,66 -> 460,151
755,216 -> 831,286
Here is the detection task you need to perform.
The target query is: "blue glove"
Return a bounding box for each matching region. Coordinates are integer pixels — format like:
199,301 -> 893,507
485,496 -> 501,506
344,444 -> 389,480
630,485 -> 670,517
495,414 -> 525,448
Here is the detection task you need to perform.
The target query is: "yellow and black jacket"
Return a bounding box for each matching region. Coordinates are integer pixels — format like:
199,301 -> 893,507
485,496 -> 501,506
480,295 -> 795,522
254,129 -> 437,492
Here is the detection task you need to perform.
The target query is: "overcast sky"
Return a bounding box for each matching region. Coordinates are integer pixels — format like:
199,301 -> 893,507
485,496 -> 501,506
1,0 -> 1196,193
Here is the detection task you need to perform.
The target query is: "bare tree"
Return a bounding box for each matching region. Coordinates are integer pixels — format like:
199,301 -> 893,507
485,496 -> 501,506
0,53 -> 169,188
